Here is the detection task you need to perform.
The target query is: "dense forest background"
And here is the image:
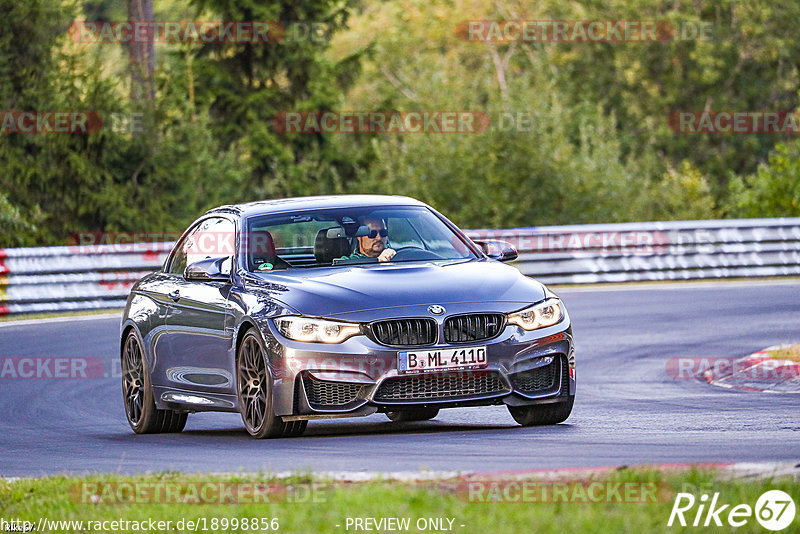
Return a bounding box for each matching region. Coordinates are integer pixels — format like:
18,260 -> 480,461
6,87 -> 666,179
1,0 -> 800,247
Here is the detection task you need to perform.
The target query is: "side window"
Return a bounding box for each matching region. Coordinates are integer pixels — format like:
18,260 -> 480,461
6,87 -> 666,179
168,217 -> 235,275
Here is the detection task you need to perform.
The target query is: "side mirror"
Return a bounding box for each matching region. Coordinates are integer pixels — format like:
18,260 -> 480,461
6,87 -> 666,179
474,240 -> 518,262
184,256 -> 232,282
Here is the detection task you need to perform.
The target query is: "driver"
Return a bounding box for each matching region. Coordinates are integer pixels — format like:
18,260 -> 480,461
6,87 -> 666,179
341,217 -> 396,262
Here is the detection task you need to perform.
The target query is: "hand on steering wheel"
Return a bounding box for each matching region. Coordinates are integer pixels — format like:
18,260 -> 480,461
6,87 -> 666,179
378,248 -> 396,262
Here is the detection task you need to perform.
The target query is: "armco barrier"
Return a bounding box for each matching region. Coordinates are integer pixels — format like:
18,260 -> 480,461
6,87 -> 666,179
0,243 -> 171,316
0,218 -> 798,315
465,218 -> 800,285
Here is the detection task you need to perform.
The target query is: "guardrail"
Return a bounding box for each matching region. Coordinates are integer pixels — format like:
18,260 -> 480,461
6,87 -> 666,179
465,218 -> 800,285
1,218 -> 798,315
0,243 -> 171,316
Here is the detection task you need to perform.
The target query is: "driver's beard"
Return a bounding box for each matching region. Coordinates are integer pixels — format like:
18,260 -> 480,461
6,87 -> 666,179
364,241 -> 385,256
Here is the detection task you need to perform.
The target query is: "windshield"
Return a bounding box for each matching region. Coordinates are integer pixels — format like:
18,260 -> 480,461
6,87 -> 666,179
244,206 -> 477,271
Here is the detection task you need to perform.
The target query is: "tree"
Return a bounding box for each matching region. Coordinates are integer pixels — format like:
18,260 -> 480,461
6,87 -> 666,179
128,0 -> 156,102
187,0 -> 365,198
728,142 -> 800,217
0,0 -> 249,246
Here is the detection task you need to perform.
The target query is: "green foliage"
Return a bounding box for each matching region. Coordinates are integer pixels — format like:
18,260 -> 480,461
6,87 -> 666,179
639,161 -> 718,221
2,469 -> 799,534
347,91 -> 649,228
0,191 -> 39,246
1,0 -> 799,247
0,0 -> 249,247
187,0 -> 366,197
727,142 -> 800,217
0,0 -> 118,245
528,0 -> 800,185
327,0 -> 669,227
327,0 -> 797,226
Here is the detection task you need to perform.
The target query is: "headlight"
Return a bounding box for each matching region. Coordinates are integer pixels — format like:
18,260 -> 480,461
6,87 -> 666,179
275,316 -> 361,343
507,298 -> 564,331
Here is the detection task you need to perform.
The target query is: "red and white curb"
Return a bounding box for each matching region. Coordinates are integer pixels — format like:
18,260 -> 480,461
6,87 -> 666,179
701,345 -> 800,393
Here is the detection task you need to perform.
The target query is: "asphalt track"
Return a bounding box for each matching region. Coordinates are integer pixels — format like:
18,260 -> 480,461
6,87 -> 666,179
1,281 -> 798,477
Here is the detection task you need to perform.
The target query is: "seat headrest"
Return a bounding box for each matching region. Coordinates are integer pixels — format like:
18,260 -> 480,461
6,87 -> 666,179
249,230 -> 277,270
249,230 -> 276,256
315,227 -> 351,264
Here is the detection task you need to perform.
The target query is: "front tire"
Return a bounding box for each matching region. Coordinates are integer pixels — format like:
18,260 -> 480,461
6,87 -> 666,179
507,396 -> 574,426
121,330 -> 187,434
386,407 -> 439,422
236,329 -> 306,438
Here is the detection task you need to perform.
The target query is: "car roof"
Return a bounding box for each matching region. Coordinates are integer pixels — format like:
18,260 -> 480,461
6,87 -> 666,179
205,195 -> 428,218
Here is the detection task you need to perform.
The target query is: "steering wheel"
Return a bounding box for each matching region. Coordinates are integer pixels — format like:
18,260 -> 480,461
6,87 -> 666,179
390,246 -> 442,261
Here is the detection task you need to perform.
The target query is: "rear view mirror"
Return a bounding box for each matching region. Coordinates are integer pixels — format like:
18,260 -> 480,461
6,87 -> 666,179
326,227 -> 346,239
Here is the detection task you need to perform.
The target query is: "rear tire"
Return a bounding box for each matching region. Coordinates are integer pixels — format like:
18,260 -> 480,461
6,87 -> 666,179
386,407 -> 439,422
507,396 -> 574,426
121,330 -> 187,434
237,329 -> 305,438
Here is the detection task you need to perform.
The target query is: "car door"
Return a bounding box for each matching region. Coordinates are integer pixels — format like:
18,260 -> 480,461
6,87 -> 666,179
129,271 -> 177,375
154,216 -> 237,395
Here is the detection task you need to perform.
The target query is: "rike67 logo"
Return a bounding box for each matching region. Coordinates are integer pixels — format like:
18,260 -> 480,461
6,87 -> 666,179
668,490 -> 796,531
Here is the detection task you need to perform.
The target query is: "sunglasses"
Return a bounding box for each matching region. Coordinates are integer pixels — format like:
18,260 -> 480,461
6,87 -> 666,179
366,229 -> 388,238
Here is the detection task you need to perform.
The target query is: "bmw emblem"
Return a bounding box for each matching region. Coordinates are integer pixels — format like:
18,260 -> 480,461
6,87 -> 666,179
428,305 -> 445,315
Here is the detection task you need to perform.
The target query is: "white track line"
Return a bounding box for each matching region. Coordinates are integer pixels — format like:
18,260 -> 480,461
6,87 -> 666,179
554,278 -> 800,293
3,462 -> 798,482
0,312 -> 122,328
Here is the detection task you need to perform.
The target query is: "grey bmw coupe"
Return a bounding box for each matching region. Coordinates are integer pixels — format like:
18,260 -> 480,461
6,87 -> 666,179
120,195 -> 575,438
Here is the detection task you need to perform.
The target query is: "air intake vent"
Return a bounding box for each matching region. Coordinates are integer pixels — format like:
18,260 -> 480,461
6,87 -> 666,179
560,356 -> 571,397
510,355 -> 571,395
443,313 -> 504,343
303,376 -> 363,408
371,318 -> 437,346
511,361 -> 558,393
374,371 -> 509,401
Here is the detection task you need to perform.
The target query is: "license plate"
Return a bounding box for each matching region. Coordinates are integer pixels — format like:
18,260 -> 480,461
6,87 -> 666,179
398,346 -> 487,373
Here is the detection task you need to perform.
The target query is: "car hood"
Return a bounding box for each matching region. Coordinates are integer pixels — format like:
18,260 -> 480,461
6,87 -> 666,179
245,259 -> 546,318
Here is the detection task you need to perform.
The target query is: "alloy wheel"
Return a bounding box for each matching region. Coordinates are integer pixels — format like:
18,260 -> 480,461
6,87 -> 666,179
238,333 -> 268,432
122,333 -> 145,426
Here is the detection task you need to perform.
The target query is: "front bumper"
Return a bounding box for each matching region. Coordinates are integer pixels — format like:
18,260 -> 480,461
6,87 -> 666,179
267,315 -> 575,417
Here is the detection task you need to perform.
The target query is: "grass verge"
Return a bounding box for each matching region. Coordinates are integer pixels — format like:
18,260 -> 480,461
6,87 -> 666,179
1,468 -> 797,533
768,344 -> 800,362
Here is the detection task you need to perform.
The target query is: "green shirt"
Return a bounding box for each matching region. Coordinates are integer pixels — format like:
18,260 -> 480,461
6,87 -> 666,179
338,244 -> 392,262
339,251 -> 368,261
